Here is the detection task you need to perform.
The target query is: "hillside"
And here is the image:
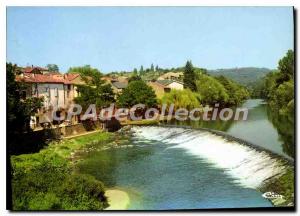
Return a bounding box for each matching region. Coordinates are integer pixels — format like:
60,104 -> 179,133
107,66 -> 272,88
208,67 -> 272,87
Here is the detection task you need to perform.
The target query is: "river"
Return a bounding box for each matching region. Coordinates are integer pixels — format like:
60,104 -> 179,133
75,99 -> 294,210
163,99 -> 294,160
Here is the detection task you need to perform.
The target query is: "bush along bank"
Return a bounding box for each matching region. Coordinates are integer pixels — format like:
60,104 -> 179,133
260,167 -> 294,207
11,132 -> 113,210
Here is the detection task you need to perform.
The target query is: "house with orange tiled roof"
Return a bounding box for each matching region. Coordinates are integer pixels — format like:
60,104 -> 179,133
15,69 -> 86,128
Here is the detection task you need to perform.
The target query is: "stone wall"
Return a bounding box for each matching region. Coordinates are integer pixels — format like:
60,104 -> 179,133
63,120 -> 105,136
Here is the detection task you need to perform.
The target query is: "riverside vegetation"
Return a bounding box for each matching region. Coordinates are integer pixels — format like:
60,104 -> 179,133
11,132 -> 112,210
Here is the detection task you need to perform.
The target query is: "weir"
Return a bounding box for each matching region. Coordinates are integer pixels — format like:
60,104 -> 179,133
131,125 -> 293,190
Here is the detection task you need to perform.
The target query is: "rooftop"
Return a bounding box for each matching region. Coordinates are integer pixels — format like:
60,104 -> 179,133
16,73 -> 85,85
112,81 -> 128,89
156,79 -> 183,86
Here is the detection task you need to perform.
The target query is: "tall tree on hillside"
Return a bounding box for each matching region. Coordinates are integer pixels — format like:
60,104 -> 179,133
155,65 -> 159,72
46,64 -> 59,72
133,68 -> 138,76
183,61 -> 196,91
150,63 -> 154,72
139,65 -> 144,75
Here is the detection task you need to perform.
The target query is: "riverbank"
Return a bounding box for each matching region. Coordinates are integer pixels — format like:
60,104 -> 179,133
10,131 -> 113,210
105,189 -> 130,210
260,167 -> 294,207
121,119 -> 160,126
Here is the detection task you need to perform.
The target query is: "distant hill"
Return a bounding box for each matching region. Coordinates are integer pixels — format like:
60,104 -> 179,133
208,67 -> 272,87
107,66 -> 272,88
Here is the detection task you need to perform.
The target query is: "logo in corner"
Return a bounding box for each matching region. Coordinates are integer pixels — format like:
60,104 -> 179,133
262,192 -> 283,199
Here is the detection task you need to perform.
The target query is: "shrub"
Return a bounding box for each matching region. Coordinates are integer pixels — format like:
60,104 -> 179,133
160,89 -> 200,111
11,137 -> 109,210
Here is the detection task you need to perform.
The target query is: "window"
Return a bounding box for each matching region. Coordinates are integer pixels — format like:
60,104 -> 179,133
54,88 -> 58,97
67,85 -> 71,98
164,88 -> 171,93
45,87 -> 50,97
32,84 -> 38,96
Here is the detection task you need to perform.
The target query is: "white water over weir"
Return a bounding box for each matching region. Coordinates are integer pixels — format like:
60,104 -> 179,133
131,126 -> 291,189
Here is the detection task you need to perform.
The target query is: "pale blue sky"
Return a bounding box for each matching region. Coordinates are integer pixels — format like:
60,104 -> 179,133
7,7 -> 293,73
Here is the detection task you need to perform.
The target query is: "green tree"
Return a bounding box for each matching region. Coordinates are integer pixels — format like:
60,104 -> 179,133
150,63 -> 154,72
133,68 -> 138,75
46,64 -> 59,72
7,63 -> 44,156
277,49 -> 294,84
216,75 -> 249,105
183,61 -> 196,91
196,74 -> 229,105
117,80 -> 157,108
261,50 -> 294,118
7,63 -> 44,133
128,75 -> 141,83
270,80 -> 294,116
139,65 -> 144,75
68,65 -> 115,109
160,89 -> 200,111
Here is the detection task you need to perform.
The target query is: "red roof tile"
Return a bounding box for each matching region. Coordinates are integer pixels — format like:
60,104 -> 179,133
23,66 -> 48,73
16,73 -> 66,84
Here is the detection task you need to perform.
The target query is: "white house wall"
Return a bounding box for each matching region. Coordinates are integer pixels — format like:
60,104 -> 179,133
167,82 -> 184,90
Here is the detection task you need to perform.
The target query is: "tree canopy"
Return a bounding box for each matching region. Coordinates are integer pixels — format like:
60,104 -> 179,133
46,64 -> 59,72
216,75 -> 249,106
160,89 -> 200,111
257,50 -> 294,118
183,61 -> 196,91
68,65 -> 115,109
196,74 -> 229,106
7,63 -> 44,133
117,80 -> 157,108
7,63 -> 44,154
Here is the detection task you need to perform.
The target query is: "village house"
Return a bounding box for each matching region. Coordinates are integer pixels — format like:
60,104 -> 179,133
148,80 -> 184,98
156,79 -> 184,90
147,81 -> 170,98
15,68 -> 85,129
157,72 -> 183,81
101,76 -> 128,95
111,81 -> 128,94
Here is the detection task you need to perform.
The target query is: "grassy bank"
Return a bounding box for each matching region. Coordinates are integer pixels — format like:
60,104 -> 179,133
11,132 -> 112,210
260,167 -> 294,207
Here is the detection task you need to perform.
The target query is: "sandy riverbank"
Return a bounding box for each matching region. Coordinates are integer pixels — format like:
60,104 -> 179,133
105,189 -> 130,210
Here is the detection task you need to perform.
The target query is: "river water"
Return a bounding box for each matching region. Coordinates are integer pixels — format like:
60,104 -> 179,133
76,99 -> 293,210
163,99 -> 294,160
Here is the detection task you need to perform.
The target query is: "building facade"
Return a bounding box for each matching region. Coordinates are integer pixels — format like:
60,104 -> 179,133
15,67 -> 84,129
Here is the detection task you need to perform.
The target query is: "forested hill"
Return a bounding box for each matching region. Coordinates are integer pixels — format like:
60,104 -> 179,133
208,67 -> 272,87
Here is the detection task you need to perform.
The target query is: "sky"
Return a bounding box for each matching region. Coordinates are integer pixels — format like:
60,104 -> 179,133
7,7 -> 294,73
